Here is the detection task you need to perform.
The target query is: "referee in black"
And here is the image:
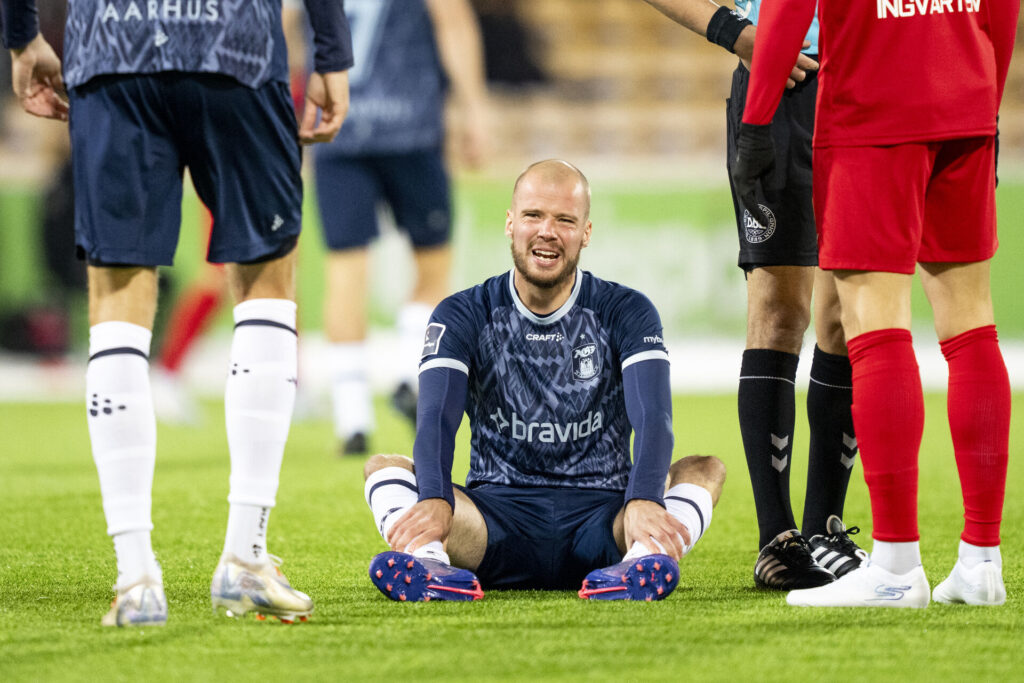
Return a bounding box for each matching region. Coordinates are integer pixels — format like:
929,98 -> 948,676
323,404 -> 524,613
641,0 -> 865,589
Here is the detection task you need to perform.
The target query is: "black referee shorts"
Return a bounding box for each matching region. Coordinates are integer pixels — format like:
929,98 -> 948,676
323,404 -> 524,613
726,61 -> 818,272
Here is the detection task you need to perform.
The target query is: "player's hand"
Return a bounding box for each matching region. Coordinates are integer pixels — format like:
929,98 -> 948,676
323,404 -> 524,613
736,32 -> 818,90
623,499 -> 691,561
299,69 -> 349,144
386,498 -> 453,554
10,34 -> 68,121
731,122 -> 775,231
455,100 -> 490,170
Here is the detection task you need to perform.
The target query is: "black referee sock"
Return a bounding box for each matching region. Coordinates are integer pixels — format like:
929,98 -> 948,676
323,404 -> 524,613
801,345 -> 856,538
739,349 -> 799,549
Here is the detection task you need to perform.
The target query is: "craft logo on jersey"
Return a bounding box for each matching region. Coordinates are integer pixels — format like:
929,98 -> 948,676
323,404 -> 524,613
421,323 -> 446,358
743,204 -> 777,244
572,337 -> 600,381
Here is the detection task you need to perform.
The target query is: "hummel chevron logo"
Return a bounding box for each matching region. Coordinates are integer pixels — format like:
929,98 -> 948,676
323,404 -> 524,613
771,455 -> 789,472
770,433 -> 789,450
843,433 -> 858,451
841,453 -> 856,469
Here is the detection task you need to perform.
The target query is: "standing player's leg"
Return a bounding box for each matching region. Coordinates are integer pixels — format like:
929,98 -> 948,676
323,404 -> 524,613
580,455 -> 726,601
363,454 -> 487,601
923,261 -> 1008,605
70,74 -> 185,627
324,247 -> 374,455
788,269 -> 931,607
803,270 -> 864,576
180,74 -> 312,622
315,156 -> 381,456
87,266 -> 168,627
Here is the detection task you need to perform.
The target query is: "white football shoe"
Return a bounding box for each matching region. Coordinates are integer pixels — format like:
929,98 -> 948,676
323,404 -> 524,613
932,559 -> 1006,606
101,577 -> 167,627
210,554 -> 313,623
786,562 -> 930,608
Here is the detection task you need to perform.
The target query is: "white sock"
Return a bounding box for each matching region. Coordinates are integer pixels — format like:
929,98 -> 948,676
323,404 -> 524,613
87,321 -> 160,585
113,531 -> 161,586
327,341 -> 374,438
870,540 -> 921,574
224,299 -> 297,517
397,303 -> 433,388
224,504 -> 270,564
365,467 -> 418,536
622,484 -> 714,561
958,540 -> 1001,569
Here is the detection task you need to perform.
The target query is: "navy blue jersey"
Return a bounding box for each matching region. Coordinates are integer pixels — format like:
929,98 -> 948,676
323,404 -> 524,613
317,0 -> 444,156
420,269 -> 670,492
63,0 -> 351,90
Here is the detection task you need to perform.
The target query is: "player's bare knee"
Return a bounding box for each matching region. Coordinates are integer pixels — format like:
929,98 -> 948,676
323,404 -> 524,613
363,453 -> 414,480
669,455 -> 726,495
747,300 -> 810,352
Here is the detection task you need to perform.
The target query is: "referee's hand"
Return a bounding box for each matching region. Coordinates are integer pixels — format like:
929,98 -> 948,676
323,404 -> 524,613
731,122 -> 776,231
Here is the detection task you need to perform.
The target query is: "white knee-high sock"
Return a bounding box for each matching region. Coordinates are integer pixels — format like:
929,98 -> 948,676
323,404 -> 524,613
623,483 -> 714,561
223,299 -> 297,564
396,303 -> 433,388
327,341 -> 374,439
87,321 -> 161,585
363,467 -> 449,562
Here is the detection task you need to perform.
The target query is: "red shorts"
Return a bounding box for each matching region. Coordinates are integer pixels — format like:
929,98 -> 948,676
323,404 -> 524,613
813,137 -> 997,274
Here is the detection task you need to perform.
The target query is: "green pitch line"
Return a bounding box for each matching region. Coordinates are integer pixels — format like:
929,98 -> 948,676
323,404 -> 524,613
0,393 -> 1021,680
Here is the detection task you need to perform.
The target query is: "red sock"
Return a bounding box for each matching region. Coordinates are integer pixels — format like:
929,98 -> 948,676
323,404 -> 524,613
940,325 -> 1010,547
848,329 -> 923,542
157,286 -> 224,373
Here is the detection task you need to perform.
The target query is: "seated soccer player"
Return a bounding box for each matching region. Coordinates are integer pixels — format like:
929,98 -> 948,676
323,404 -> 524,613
361,160 -> 727,601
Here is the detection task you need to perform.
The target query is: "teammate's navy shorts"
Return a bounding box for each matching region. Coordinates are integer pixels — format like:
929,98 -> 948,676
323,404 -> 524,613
456,484 -> 624,590
69,73 -> 302,266
313,148 -> 451,251
726,61 -> 818,271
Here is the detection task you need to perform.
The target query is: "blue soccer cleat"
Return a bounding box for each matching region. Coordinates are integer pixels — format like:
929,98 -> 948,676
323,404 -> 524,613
578,554 -> 679,601
369,551 -> 484,602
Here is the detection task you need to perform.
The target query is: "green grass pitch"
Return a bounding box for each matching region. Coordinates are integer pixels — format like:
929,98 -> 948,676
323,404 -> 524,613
1,394 -> 1022,681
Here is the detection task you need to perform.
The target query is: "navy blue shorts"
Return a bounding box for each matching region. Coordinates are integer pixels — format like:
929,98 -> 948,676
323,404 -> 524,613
313,149 -> 451,251
457,484 -> 625,590
69,73 -> 302,266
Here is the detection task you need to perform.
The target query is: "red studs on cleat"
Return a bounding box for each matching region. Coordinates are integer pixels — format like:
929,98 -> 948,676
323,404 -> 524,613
299,616 -> 309,622
279,618 -> 294,625
638,578 -> 646,587
425,573 -> 432,581
386,583 -> 393,592
665,574 -> 673,583
405,574 -> 412,584
653,562 -> 661,571
636,563 -> 644,571
621,575 -> 628,582
255,614 -> 266,621
399,594 -> 407,602
375,569 -> 384,579
387,558 -> 395,568
407,560 -> 415,570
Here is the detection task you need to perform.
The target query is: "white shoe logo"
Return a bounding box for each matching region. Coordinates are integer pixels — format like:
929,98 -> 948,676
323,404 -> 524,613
870,584 -> 912,601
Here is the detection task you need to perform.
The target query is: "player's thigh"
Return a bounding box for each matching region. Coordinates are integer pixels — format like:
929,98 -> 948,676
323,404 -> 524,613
313,154 -> 383,250
726,63 -> 818,272
446,488 -> 488,571
69,75 -> 184,268
176,76 -> 303,265
919,137 -> 997,267
814,143 -> 933,274
376,148 -> 452,249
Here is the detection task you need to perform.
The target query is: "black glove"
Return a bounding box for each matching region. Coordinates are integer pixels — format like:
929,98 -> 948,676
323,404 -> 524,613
731,122 -> 776,230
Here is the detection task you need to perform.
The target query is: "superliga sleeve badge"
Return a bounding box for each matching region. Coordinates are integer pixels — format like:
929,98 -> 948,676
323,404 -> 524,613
421,322 -> 447,358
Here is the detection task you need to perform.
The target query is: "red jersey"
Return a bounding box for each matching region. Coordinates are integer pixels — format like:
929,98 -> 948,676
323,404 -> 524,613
743,0 -> 1019,147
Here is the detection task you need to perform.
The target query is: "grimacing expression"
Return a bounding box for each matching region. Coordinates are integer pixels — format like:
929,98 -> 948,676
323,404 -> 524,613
506,177 -> 591,290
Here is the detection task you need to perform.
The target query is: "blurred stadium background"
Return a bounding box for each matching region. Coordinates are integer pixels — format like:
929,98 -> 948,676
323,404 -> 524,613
1,0 -> 1023,402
